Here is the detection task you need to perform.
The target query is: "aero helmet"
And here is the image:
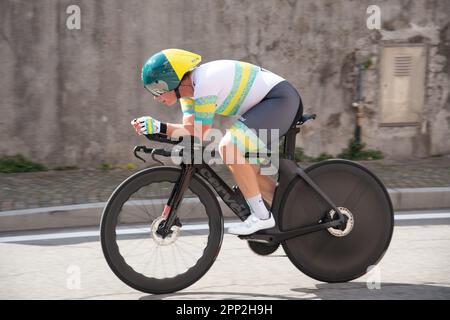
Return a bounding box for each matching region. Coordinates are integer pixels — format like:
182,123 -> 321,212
141,48 -> 201,96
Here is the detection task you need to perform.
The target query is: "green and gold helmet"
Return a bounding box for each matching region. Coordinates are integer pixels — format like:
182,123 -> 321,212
141,49 -> 201,96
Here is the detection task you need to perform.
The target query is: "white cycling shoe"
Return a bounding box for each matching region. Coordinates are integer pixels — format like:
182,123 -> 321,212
228,213 -> 275,235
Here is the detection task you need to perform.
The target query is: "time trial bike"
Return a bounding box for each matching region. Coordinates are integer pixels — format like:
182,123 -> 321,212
100,113 -> 394,294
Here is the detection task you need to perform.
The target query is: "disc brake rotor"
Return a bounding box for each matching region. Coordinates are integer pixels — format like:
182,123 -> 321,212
151,217 -> 181,246
327,207 -> 354,237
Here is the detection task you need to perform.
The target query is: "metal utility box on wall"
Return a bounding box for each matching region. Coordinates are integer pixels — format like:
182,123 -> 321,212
379,45 -> 427,126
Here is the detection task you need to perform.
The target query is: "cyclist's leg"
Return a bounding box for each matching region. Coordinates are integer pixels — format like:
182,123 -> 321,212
224,80 -> 300,193
238,80 -> 301,206
218,133 -> 261,199
236,80 -> 301,153
218,136 -> 274,204
224,81 -> 301,235
219,135 -> 275,235
251,164 -> 276,206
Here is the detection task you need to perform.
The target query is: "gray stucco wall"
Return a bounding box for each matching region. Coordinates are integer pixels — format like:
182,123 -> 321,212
1,0 -> 449,167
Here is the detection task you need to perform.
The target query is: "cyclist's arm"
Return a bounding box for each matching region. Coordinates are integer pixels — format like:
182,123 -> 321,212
166,116 -> 212,139
165,97 -> 215,140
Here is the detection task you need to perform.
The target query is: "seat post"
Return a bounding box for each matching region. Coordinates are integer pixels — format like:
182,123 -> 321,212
283,126 -> 300,160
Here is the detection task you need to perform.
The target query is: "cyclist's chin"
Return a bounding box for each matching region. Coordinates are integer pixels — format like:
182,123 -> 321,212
164,99 -> 177,106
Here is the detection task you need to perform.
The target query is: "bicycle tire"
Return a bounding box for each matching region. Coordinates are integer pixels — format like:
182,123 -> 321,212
280,159 -> 394,283
100,166 -> 223,294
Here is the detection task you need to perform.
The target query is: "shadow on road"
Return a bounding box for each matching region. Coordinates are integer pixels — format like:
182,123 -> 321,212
293,282 -> 450,299
139,291 -> 302,300
139,282 -> 450,300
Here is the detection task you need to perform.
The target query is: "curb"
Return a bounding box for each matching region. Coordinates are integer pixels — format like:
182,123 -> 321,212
1,187 -> 449,232
387,187 -> 450,211
0,199 -> 239,232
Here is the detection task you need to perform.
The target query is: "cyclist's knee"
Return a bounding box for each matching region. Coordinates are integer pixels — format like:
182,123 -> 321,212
218,134 -> 231,163
219,133 -> 242,165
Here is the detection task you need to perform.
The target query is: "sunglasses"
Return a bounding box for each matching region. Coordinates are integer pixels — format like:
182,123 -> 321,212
144,79 -> 173,97
144,84 -> 168,97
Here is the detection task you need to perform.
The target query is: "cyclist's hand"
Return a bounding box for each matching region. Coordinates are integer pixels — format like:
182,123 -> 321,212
131,116 -> 160,135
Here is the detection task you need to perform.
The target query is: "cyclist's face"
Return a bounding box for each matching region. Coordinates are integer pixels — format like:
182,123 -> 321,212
154,90 -> 177,106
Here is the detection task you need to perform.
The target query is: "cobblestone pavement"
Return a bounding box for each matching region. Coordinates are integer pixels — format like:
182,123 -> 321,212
1,156 -> 449,211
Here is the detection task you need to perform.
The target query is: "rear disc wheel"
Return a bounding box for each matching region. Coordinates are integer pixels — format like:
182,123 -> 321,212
280,160 -> 394,283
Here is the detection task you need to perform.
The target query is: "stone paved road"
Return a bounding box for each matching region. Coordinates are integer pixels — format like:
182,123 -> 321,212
1,155 -> 450,211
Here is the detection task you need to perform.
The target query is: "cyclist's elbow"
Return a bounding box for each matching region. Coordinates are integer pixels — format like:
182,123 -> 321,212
183,124 -> 209,141
183,124 -> 195,136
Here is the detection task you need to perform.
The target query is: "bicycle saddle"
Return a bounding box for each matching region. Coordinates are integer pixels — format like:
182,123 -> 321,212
297,113 -> 317,126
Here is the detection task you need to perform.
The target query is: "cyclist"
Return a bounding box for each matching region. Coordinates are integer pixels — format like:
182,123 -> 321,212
132,49 -> 302,235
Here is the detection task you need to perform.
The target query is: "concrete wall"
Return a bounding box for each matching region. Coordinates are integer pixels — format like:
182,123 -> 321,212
1,0 -> 449,167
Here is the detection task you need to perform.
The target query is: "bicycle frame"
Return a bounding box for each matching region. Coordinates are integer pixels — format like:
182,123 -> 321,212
141,117 -> 346,244
195,158 -> 345,245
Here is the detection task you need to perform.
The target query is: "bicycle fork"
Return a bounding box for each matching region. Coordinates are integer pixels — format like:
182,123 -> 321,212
156,163 -> 195,238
